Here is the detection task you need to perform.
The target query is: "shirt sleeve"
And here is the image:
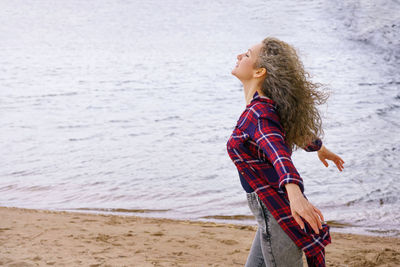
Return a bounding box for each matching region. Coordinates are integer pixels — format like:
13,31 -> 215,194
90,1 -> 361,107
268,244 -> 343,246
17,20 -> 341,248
303,138 -> 323,152
250,114 -> 304,193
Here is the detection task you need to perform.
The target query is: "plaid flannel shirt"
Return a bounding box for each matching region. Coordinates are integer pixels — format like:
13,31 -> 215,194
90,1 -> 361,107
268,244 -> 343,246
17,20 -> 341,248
226,91 -> 331,266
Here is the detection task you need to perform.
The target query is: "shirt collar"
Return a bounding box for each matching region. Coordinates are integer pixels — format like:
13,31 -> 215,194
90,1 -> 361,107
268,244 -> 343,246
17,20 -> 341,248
247,91 -> 277,108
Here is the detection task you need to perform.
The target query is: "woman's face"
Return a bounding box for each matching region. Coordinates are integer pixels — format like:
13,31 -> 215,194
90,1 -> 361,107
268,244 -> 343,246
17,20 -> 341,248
231,42 -> 263,81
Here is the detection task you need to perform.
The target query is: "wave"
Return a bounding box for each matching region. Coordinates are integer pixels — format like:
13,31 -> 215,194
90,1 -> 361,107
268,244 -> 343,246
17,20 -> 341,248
328,0 -> 400,63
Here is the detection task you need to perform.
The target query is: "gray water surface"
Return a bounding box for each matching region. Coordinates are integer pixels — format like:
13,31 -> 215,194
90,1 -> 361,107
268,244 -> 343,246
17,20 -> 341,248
0,0 -> 399,237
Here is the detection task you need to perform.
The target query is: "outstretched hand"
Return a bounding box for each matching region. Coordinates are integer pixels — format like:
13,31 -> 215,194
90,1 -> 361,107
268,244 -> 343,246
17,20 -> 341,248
317,145 -> 345,171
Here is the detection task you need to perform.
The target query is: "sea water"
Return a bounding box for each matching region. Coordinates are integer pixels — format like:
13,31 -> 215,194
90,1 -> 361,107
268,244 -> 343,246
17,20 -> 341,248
0,0 -> 399,237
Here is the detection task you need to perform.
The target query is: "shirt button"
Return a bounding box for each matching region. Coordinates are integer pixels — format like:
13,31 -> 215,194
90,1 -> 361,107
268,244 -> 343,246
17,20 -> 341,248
241,172 -> 245,175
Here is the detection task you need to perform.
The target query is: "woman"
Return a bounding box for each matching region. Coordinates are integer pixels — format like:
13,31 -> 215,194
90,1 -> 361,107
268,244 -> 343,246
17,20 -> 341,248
226,37 -> 344,267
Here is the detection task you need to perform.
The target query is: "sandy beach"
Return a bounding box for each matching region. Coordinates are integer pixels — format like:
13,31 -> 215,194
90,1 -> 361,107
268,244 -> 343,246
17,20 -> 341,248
0,207 -> 399,267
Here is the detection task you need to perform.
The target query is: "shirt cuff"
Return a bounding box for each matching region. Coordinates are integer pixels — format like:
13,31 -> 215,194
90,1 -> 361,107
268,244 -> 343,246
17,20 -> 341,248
303,138 -> 323,152
279,174 -> 305,193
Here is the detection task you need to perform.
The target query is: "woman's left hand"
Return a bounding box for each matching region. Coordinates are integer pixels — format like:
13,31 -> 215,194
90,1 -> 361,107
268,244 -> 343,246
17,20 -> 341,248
317,145 -> 345,171
285,184 -> 324,235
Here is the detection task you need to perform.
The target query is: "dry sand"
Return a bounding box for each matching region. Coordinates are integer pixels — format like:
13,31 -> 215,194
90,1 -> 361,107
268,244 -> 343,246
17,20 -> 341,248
0,206 -> 399,267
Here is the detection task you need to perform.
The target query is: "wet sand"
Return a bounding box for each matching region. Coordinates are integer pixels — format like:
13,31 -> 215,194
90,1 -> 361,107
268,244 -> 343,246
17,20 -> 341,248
0,206 -> 399,266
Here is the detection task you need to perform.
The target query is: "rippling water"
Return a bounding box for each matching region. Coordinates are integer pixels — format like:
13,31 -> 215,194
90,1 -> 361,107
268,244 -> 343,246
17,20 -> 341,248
0,0 -> 399,237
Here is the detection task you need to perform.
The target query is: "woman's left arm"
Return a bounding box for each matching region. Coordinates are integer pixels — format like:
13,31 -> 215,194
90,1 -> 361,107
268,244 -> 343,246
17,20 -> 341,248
285,183 -> 324,235
317,144 -> 345,172
303,138 -> 345,172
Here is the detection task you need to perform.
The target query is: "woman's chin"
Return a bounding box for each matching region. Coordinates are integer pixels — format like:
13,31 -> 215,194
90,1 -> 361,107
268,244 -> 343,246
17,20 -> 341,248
231,71 -> 243,81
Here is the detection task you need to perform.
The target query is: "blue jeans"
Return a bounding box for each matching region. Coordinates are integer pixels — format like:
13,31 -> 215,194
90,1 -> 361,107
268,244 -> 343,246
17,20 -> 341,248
245,191 -> 303,267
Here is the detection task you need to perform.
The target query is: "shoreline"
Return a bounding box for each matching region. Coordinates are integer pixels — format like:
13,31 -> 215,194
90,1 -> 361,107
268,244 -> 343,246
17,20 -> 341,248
9,205 -> 397,238
1,206 -> 399,266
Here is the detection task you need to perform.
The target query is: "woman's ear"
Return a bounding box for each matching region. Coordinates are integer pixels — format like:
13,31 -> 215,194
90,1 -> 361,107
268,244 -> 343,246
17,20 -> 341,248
254,67 -> 267,78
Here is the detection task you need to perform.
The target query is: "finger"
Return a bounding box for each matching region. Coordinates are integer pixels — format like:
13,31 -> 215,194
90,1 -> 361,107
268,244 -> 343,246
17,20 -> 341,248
322,159 -> 328,167
335,160 -> 343,171
315,212 -> 323,230
301,211 -> 319,233
335,161 -> 343,171
313,206 -> 324,222
309,208 -> 323,232
292,213 -> 304,230
303,213 -> 320,234
312,212 -> 322,233
308,209 -> 322,231
339,161 -> 344,170
334,161 -> 340,171
336,157 -> 344,164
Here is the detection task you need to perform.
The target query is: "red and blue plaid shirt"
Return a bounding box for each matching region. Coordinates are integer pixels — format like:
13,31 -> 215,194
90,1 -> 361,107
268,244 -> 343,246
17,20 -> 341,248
226,91 -> 331,266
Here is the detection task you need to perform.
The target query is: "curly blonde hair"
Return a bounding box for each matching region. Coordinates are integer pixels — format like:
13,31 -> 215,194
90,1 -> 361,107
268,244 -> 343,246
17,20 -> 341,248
254,37 -> 330,151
